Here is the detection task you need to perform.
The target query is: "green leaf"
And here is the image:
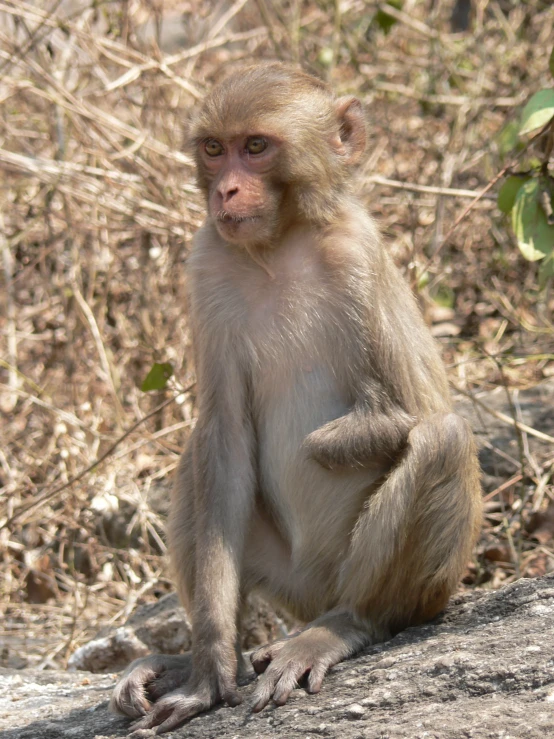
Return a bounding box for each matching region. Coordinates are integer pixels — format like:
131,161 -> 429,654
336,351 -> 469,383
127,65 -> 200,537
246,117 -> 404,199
511,179 -> 554,262
496,121 -> 520,156
539,253 -> 554,289
417,270 -> 430,290
497,175 -> 530,214
432,284 -> 455,309
141,362 -> 173,392
520,89 -> 554,136
549,46 -> 554,79
373,0 -> 403,35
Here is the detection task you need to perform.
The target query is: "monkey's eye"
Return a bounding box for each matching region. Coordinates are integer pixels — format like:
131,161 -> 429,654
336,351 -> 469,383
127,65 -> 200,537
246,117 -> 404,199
245,137 -> 268,155
204,139 -> 224,157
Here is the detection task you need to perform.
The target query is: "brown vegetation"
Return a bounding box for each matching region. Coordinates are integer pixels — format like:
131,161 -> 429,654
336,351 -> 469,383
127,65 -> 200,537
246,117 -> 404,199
1,0 -> 553,670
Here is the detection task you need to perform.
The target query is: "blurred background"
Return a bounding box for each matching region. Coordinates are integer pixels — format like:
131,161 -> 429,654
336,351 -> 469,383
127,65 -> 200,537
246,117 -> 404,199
1,0 -> 553,671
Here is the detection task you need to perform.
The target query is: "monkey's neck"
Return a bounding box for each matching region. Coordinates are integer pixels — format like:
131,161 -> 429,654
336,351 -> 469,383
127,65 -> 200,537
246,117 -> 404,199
243,243 -> 276,280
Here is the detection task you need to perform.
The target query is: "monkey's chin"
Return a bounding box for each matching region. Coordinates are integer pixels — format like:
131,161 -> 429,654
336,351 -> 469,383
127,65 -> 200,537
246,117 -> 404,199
216,216 -> 266,245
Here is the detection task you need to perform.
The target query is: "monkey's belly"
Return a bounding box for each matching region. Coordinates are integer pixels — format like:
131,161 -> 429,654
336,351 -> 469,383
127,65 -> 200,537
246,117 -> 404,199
254,368 -> 384,613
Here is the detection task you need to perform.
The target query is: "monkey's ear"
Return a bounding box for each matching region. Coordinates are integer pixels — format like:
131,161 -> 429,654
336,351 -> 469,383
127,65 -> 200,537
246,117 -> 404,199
334,97 -> 366,165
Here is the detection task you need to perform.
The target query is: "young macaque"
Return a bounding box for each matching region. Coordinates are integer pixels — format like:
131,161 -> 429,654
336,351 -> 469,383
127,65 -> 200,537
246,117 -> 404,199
111,62 -> 482,734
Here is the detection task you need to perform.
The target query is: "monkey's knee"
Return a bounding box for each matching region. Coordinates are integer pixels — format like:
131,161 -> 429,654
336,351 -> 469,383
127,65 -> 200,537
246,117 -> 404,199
384,412 -> 481,618
407,411 -> 478,478
416,415 -> 480,556
412,411 -> 471,443
434,412 -> 475,452
408,412 -> 481,519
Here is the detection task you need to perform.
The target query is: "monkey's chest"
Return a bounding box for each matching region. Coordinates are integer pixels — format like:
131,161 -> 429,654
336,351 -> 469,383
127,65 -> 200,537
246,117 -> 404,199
240,282 -> 374,576
254,355 -> 346,491
247,290 -> 352,471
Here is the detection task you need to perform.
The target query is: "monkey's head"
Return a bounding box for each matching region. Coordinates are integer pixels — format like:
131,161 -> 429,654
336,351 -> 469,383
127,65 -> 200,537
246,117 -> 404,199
190,63 -> 366,246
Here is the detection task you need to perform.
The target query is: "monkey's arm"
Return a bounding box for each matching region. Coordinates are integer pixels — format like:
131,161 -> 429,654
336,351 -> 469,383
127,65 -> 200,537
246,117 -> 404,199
303,401 -> 415,469
131,343 -> 255,733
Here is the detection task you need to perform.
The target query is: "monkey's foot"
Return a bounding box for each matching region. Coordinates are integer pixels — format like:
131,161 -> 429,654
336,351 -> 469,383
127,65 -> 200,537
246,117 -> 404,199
127,676 -> 242,735
110,653 -> 193,719
250,619 -> 368,712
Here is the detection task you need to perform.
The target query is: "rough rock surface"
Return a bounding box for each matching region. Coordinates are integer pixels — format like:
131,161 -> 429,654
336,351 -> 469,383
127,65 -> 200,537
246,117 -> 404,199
68,594 -> 192,673
3,575 -> 554,739
68,593 -> 291,673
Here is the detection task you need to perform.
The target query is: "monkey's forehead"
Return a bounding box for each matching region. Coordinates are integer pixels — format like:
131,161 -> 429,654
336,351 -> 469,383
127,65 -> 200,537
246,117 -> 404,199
191,94 -> 336,144
190,63 -> 335,139
209,62 -> 330,100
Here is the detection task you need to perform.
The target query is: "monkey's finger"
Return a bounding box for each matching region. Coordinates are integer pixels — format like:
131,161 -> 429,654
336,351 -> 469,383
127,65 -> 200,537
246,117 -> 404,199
306,661 -> 328,694
131,699 -> 175,731
250,641 -> 286,674
131,693 -> 209,734
110,680 -> 151,718
222,687 -> 243,707
250,670 -> 278,712
130,707 -> 170,732
153,706 -> 202,736
272,663 -> 308,706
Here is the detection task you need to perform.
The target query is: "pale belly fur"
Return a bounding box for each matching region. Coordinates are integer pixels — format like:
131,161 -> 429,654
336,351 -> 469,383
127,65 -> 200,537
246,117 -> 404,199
253,363 -> 387,614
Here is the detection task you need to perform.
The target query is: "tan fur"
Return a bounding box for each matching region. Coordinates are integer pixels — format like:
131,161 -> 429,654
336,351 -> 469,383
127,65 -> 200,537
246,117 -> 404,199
110,62 -> 482,734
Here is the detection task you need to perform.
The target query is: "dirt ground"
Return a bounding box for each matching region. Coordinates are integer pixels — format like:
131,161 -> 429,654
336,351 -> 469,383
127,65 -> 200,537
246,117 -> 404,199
1,0 -> 554,670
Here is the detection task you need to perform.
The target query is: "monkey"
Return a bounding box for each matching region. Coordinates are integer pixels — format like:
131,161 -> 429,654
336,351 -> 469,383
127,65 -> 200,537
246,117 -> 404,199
110,62 -> 482,734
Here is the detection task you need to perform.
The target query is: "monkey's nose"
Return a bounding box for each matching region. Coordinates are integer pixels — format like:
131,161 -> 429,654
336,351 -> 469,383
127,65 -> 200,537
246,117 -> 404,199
220,186 -> 239,203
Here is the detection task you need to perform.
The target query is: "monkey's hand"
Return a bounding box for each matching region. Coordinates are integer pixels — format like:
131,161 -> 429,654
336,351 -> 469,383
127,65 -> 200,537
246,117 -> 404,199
127,672 -> 242,735
110,653 -> 193,719
250,618 -> 367,712
303,408 -> 415,469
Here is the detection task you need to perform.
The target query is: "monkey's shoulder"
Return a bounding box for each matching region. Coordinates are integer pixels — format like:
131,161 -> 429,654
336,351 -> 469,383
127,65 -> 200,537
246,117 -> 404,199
317,204 -> 388,273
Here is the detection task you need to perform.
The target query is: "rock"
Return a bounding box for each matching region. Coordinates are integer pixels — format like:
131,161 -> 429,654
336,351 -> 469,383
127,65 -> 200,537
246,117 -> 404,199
3,575 -> 554,738
68,592 -> 291,673
67,627 -> 150,673
67,593 -> 192,673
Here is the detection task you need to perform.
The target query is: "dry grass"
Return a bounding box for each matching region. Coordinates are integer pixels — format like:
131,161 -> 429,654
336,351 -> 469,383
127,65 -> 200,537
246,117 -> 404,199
1,0 -> 554,669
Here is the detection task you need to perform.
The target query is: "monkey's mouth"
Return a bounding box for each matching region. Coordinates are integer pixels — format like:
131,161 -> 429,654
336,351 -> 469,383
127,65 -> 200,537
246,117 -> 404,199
217,212 -> 261,224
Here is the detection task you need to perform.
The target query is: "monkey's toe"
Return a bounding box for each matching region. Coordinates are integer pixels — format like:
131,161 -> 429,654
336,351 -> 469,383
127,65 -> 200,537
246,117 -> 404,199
250,633 -> 337,712
250,639 -> 287,674
110,671 -> 152,719
129,690 -> 210,735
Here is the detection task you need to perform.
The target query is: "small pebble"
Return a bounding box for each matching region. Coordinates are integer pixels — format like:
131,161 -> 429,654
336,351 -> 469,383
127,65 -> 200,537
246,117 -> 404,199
345,702 -> 366,719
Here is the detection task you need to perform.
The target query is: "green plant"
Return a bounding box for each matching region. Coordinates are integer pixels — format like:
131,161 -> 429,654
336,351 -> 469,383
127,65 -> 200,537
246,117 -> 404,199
141,362 -> 173,392
497,47 -> 554,288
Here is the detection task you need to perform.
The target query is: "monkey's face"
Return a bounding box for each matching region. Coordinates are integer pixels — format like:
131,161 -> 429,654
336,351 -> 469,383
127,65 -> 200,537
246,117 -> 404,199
190,62 -> 368,244
197,134 -> 284,246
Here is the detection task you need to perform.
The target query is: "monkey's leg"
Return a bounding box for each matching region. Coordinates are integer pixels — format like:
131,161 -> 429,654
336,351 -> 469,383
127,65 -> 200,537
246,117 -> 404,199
251,413 -> 481,711
128,395 -> 257,734
339,412 -> 482,623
